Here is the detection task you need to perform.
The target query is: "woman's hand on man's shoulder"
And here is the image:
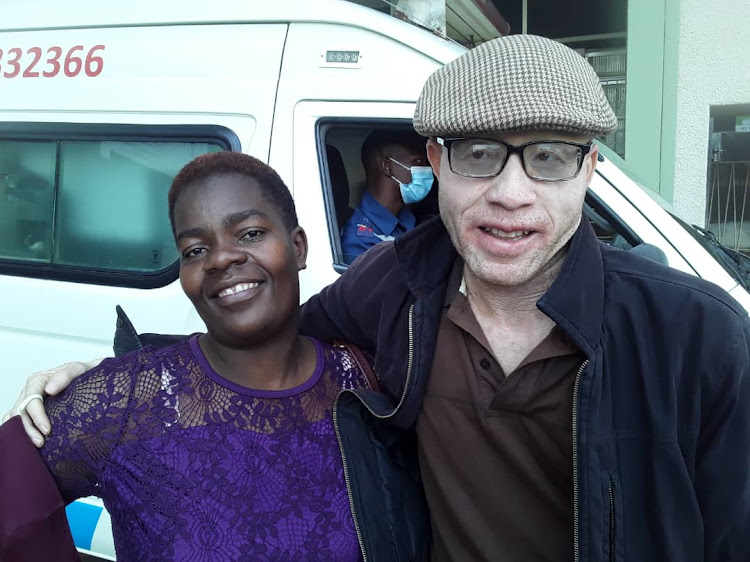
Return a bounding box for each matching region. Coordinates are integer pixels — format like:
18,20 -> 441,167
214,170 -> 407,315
2,358 -> 105,448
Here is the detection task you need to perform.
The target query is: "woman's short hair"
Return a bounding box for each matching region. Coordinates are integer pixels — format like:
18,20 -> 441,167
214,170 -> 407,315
168,151 -> 299,232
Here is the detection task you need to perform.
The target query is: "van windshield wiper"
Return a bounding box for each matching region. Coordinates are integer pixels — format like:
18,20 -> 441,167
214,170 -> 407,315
690,224 -> 750,291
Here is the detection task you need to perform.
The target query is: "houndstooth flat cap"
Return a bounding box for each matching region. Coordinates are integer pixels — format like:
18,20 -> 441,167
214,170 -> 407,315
413,34 -> 618,138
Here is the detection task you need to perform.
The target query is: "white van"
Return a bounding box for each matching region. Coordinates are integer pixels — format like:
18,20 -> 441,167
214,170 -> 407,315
2,1 -> 749,559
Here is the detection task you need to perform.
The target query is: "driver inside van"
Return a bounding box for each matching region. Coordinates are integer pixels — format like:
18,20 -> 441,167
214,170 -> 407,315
340,130 -> 433,263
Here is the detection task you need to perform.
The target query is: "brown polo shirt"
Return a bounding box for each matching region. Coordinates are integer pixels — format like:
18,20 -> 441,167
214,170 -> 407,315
416,260 -> 585,561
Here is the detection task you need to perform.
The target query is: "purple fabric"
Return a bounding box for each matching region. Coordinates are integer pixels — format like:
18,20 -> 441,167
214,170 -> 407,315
40,337 -> 368,561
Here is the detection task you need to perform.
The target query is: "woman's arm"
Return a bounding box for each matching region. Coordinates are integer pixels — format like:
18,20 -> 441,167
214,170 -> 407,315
38,354 -> 139,503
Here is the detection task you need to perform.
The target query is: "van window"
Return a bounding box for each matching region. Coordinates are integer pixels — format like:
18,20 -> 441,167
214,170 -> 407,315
0,125 -> 236,287
319,120 -> 434,268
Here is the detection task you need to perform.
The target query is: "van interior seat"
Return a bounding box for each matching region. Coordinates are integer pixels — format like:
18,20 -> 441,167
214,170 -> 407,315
629,242 -> 669,265
326,144 -> 352,232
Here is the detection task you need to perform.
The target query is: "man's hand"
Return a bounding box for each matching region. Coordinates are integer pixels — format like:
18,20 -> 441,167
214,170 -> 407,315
2,358 -> 104,448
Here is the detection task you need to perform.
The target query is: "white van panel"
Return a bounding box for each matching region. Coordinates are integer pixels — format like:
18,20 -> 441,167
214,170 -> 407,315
0,24 -> 286,159
0,271 -> 195,416
2,0 -> 465,68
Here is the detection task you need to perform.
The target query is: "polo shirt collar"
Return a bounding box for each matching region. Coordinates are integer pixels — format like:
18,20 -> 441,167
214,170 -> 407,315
360,191 -> 415,236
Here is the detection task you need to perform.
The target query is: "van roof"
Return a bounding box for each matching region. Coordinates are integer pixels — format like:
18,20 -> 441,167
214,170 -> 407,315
3,0 -> 466,64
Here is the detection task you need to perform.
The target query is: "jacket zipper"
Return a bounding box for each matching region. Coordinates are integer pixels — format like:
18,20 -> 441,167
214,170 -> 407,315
387,303 -> 416,415
572,359 -> 589,562
332,303 -> 416,562
333,394 -> 369,562
609,476 -> 617,562
343,303 -> 416,421
608,477 -> 616,562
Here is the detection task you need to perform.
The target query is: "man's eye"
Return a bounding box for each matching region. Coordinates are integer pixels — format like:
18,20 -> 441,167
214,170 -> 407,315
533,149 -> 562,163
461,143 -> 501,160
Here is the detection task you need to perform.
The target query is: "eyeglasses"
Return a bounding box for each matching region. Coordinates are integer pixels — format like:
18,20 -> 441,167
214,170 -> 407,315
436,137 -> 592,182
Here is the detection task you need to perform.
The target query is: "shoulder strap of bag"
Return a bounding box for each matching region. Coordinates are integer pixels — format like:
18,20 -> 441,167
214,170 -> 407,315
333,340 -> 379,392
114,305 -> 193,357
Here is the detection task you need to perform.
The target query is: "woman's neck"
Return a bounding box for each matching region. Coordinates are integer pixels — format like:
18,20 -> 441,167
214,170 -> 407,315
197,329 -> 317,391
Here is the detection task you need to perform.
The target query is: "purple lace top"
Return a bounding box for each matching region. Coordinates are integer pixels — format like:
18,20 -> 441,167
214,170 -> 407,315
40,337 -> 369,561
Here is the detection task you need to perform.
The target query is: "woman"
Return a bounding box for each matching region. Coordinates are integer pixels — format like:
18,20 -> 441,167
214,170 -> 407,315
0,152 -> 374,561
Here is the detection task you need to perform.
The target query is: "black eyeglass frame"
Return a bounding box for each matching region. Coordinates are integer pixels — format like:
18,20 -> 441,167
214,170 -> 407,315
436,137 -> 593,182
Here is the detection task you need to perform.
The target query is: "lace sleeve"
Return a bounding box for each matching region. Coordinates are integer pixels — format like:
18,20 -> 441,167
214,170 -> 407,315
39,350 -> 145,503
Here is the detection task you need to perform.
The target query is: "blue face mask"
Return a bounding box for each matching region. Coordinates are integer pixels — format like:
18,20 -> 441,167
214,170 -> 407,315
389,158 -> 435,205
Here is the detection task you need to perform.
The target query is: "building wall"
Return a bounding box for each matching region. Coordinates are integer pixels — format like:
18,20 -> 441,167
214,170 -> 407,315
620,0 -> 666,198
666,0 -> 750,226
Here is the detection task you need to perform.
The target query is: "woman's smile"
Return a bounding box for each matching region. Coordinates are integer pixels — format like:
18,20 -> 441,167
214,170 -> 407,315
210,279 -> 264,308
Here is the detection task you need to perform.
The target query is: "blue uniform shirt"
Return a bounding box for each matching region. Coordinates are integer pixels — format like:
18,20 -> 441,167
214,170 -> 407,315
340,191 -> 416,264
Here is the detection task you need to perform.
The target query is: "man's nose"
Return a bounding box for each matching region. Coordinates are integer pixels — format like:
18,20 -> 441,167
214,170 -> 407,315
484,154 -> 537,209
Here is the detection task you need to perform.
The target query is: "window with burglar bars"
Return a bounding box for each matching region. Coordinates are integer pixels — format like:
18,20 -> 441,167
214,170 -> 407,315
586,49 -> 626,159
707,114 -> 750,256
707,160 -> 750,256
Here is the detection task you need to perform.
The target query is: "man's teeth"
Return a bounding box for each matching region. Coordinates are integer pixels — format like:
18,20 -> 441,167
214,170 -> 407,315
483,227 -> 530,239
218,282 -> 259,298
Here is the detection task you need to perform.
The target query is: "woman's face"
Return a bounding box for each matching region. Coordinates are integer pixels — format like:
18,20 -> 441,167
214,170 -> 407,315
173,173 -> 307,348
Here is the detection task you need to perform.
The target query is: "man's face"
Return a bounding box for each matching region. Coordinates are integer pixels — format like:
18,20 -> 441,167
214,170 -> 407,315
386,144 -> 428,185
427,131 -> 598,288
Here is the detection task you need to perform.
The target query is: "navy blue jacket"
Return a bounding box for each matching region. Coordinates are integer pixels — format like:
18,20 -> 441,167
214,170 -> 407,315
300,216 -> 750,561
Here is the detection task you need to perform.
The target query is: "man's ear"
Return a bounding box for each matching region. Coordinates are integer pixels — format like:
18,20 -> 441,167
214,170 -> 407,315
584,143 -> 599,185
426,139 -> 443,180
380,156 -> 393,178
290,226 -> 308,270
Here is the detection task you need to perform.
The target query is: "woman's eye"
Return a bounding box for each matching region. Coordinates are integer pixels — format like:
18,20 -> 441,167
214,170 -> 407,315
182,247 -> 205,260
240,229 -> 263,241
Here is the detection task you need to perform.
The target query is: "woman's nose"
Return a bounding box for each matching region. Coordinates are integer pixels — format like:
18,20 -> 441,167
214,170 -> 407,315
205,243 -> 248,272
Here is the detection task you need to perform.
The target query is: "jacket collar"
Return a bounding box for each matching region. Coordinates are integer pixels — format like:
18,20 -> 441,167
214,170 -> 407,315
395,216 -> 604,357
394,216 -> 457,297
537,220 -> 604,358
